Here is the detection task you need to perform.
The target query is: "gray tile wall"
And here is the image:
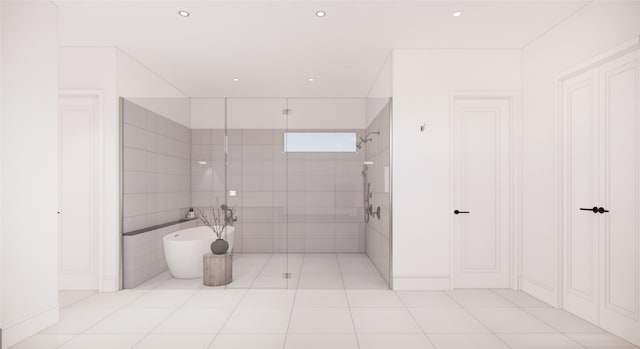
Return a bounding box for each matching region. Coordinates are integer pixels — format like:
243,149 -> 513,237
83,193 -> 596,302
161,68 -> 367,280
122,99 -> 192,232
365,102 -> 392,284
123,220 -> 197,288
191,129 -> 366,253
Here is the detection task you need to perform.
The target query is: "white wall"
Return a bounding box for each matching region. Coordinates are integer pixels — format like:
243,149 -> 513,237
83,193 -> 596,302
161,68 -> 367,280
59,47 -> 189,292
391,49 -> 521,290
366,53 -> 392,128
115,49 -> 189,127
521,1 -> 640,305
190,97 -> 366,130
1,2 -> 59,347
191,98 -> 225,129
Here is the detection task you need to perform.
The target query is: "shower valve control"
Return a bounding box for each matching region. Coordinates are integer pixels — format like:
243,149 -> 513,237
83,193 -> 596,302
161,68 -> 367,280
454,210 -> 470,215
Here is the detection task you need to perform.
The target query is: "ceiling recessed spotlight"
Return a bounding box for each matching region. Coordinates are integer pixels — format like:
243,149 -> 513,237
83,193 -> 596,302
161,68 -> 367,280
315,10 -> 326,17
178,10 -> 190,17
308,77 -> 315,82
452,11 -> 462,17
233,78 -> 239,82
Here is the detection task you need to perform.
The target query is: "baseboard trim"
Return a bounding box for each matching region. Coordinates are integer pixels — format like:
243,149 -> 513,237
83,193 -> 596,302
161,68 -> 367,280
392,277 -> 450,290
520,276 -> 558,307
101,276 -> 119,292
1,303 -> 58,349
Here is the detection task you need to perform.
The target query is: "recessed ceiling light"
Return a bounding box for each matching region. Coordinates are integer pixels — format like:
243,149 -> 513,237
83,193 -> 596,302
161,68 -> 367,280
233,78 -> 239,82
452,11 -> 462,17
308,77 -> 315,82
178,10 -> 190,17
197,160 -> 207,165
315,10 -> 326,17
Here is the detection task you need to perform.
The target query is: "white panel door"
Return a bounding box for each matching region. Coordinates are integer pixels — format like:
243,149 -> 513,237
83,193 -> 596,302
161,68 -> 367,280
598,50 -> 640,344
562,69 -> 600,324
453,98 -> 510,288
58,94 -> 100,290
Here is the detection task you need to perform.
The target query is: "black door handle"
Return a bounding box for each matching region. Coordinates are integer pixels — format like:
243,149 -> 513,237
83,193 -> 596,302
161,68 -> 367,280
580,207 -> 599,213
598,207 -> 609,214
454,210 -> 469,215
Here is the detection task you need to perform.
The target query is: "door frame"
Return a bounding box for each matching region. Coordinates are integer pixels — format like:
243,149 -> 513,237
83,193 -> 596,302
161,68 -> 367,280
449,91 -> 520,290
58,90 -> 106,291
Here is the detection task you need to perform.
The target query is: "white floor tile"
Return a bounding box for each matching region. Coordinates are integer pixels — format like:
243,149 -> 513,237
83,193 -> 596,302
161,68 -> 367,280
491,289 -> 551,308
525,308 -> 605,333
58,290 -> 97,309
70,290 -> 147,309
284,334 -> 359,349
294,290 -> 349,308
396,291 -> 460,308
468,308 -> 557,334
288,308 -> 354,334
220,308 -> 291,334
128,290 -> 198,308
357,334 -> 435,349
154,277 -> 205,290
237,289 -> 296,308
135,272 -> 173,290
566,333 -> 640,349
41,308 -> 115,334
153,308 -> 233,334
351,307 -> 422,334
342,275 -> 389,289
498,334 -> 584,349
209,334 -> 286,349
409,308 -> 489,334
447,289 -> 516,308
428,334 -> 510,349
9,334 -> 74,349
346,290 -> 404,307
297,276 -> 344,289
85,308 -> 174,334
183,289 -> 247,308
133,334 -> 214,349
57,334 -> 144,349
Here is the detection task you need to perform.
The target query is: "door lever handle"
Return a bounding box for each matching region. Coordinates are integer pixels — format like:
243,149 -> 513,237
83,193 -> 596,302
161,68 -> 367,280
454,210 -> 469,215
598,207 -> 609,214
580,207 -> 599,213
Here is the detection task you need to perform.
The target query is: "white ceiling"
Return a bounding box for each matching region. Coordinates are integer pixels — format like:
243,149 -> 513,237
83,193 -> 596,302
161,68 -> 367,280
56,1 -> 588,97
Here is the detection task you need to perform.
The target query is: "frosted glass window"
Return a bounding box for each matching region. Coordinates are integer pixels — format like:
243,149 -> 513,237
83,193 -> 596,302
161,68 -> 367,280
284,132 -> 357,153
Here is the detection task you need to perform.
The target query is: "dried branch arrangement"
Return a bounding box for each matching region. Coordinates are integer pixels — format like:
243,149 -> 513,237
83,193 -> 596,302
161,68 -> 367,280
196,208 -> 227,239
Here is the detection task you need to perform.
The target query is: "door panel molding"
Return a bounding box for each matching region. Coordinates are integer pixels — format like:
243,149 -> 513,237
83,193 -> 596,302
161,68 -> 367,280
58,90 -> 104,290
451,94 -> 515,289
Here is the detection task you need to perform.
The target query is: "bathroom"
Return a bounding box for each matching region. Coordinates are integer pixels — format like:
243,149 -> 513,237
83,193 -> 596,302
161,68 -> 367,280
120,96 -> 392,290
3,1 -> 640,348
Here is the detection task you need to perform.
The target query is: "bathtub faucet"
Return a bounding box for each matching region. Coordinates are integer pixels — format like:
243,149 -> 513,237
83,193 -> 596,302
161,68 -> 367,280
220,204 -> 237,226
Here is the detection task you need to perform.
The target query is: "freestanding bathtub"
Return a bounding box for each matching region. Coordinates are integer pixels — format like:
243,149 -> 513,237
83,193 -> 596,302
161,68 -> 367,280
163,226 -> 235,279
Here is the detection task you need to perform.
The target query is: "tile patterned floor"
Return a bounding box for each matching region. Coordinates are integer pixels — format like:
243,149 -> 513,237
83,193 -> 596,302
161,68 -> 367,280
10,254 -> 640,349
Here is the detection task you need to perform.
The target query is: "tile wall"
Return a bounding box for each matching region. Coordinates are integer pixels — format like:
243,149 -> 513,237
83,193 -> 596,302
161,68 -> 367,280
122,99 -> 192,232
122,220 -> 196,288
122,99 -> 192,288
365,101 -> 392,283
191,129 -> 366,253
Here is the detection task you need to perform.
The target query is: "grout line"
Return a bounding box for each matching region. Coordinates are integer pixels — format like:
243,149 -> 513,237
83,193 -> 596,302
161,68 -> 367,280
203,287 -> 252,349
442,291 -> 515,349
126,287 -> 204,348
489,289 -> 590,349
282,253 -> 306,349
336,254 -> 361,349
394,290 -> 438,349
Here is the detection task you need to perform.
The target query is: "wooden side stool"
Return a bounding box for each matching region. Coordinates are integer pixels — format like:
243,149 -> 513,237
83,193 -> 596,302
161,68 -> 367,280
203,253 -> 232,286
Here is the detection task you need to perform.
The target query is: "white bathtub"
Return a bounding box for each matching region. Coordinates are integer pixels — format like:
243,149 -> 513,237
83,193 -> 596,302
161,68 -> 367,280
163,226 -> 235,279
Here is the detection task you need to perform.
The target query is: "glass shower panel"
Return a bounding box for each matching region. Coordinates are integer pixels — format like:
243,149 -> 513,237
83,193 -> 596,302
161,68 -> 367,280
225,98 -> 290,289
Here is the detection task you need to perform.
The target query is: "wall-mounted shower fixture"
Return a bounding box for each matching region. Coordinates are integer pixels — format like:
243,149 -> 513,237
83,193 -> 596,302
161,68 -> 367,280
356,131 -> 380,149
420,123 -> 426,132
